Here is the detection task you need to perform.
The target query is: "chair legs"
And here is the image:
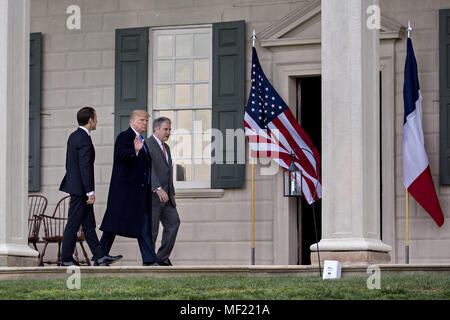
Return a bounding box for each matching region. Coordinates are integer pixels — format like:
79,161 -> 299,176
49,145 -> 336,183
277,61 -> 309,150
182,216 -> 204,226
32,242 -> 41,267
57,242 -> 62,266
38,242 -> 48,266
36,240 -> 92,267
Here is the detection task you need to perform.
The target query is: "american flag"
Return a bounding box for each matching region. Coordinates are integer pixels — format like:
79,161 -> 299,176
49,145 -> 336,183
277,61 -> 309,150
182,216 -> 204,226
244,47 -> 321,204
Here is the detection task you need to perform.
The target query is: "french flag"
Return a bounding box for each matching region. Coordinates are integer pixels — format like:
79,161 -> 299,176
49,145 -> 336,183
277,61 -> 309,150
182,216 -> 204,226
403,38 -> 444,227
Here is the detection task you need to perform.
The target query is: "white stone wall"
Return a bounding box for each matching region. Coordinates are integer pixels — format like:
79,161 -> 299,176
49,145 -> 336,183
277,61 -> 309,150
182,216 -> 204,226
29,0 -> 310,266
381,0 -> 450,263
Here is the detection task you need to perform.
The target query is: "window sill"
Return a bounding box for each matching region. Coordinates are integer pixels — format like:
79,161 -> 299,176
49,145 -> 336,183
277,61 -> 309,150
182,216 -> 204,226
175,188 -> 225,199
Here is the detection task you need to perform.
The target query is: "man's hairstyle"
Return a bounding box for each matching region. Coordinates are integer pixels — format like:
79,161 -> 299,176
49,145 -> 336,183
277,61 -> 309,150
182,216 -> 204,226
130,109 -> 150,121
77,106 -> 96,126
153,117 -> 171,132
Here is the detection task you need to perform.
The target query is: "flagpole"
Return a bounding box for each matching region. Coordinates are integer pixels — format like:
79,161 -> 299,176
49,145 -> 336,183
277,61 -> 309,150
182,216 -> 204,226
405,20 -> 412,265
250,30 -> 257,265
251,163 -> 255,265
406,190 -> 410,264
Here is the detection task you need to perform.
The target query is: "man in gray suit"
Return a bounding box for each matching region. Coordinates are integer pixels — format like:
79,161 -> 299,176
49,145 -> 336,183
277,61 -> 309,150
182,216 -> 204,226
146,117 -> 180,266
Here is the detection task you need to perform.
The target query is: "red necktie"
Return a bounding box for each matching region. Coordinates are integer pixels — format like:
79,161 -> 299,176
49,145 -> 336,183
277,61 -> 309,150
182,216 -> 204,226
162,143 -> 167,160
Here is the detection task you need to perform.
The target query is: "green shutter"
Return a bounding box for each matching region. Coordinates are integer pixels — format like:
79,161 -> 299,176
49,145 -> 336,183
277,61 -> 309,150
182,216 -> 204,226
29,32 -> 42,192
439,10 -> 450,184
115,27 -> 148,138
211,20 -> 246,189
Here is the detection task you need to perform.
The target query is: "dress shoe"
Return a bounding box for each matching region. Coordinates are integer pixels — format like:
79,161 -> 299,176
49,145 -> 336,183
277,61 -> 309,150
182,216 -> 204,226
106,254 -> 123,261
91,254 -> 123,262
142,262 -> 160,266
158,259 -> 172,266
94,255 -> 121,266
61,260 -> 79,266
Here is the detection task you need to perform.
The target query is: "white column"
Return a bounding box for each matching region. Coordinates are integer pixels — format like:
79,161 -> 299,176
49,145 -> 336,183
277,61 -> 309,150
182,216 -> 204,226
314,0 -> 391,265
0,0 -> 38,267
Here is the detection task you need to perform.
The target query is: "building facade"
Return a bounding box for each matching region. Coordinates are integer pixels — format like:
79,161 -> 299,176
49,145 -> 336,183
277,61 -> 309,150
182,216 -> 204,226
1,0 -> 449,267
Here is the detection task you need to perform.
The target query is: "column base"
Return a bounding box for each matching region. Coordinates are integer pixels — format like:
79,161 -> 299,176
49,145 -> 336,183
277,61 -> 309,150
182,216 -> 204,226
0,244 -> 39,267
0,255 -> 38,267
310,250 -> 391,266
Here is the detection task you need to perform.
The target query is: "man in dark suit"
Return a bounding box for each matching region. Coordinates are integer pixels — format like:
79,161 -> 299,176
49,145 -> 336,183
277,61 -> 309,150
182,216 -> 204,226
60,107 -> 122,266
99,110 -> 159,266
146,117 -> 180,266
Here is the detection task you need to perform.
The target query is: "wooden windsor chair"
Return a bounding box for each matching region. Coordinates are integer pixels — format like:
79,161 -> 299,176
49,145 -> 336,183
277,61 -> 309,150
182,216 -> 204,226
38,195 -> 91,266
27,195 -> 48,261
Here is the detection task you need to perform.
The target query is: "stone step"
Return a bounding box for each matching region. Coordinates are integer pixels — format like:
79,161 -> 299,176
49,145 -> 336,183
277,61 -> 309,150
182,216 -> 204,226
1,264 -> 450,281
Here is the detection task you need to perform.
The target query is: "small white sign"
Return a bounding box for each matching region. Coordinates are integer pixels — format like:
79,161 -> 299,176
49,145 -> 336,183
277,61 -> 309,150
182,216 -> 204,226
322,260 -> 342,279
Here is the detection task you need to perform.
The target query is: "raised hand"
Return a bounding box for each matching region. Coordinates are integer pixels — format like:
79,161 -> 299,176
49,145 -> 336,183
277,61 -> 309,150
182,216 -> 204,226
134,134 -> 144,153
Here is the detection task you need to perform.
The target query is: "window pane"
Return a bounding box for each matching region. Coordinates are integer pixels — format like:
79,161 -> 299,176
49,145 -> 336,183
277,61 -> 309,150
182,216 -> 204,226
194,33 -> 210,57
175,134 -> 192,157
194,134 -> 203,158
175,34 -> 192,57
194,84 -> 209,106
153,28 -> 212,186
158,110 -> 174,121
156,85 -> 172,107
177,110 -> 192,131
194,133 -> 211,158
175,160 -> 192,182
175,59 -> 191,82
157,35 -> 172,57
194,109 -> 211,131
194,59 -> 209,81
157,60 -> 173,83
194,163 -> 210,182
175,84 -> 190,106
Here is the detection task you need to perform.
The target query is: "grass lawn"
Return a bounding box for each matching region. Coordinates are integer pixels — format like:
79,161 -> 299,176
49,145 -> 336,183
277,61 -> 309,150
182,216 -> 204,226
0,274 -> 449,300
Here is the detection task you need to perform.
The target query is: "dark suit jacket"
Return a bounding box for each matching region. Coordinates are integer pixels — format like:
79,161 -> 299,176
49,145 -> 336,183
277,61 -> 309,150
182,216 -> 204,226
100,127 -> 152,238
59,127 -> 95,196
146,135 -> 176,207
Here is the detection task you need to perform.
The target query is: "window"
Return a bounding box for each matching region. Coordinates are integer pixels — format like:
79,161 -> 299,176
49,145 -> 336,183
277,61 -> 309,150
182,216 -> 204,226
152,27 -> 212,188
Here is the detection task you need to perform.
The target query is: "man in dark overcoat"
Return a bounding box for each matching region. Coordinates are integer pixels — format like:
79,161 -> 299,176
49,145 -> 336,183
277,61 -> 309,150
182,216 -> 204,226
99,109 -> 158,266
